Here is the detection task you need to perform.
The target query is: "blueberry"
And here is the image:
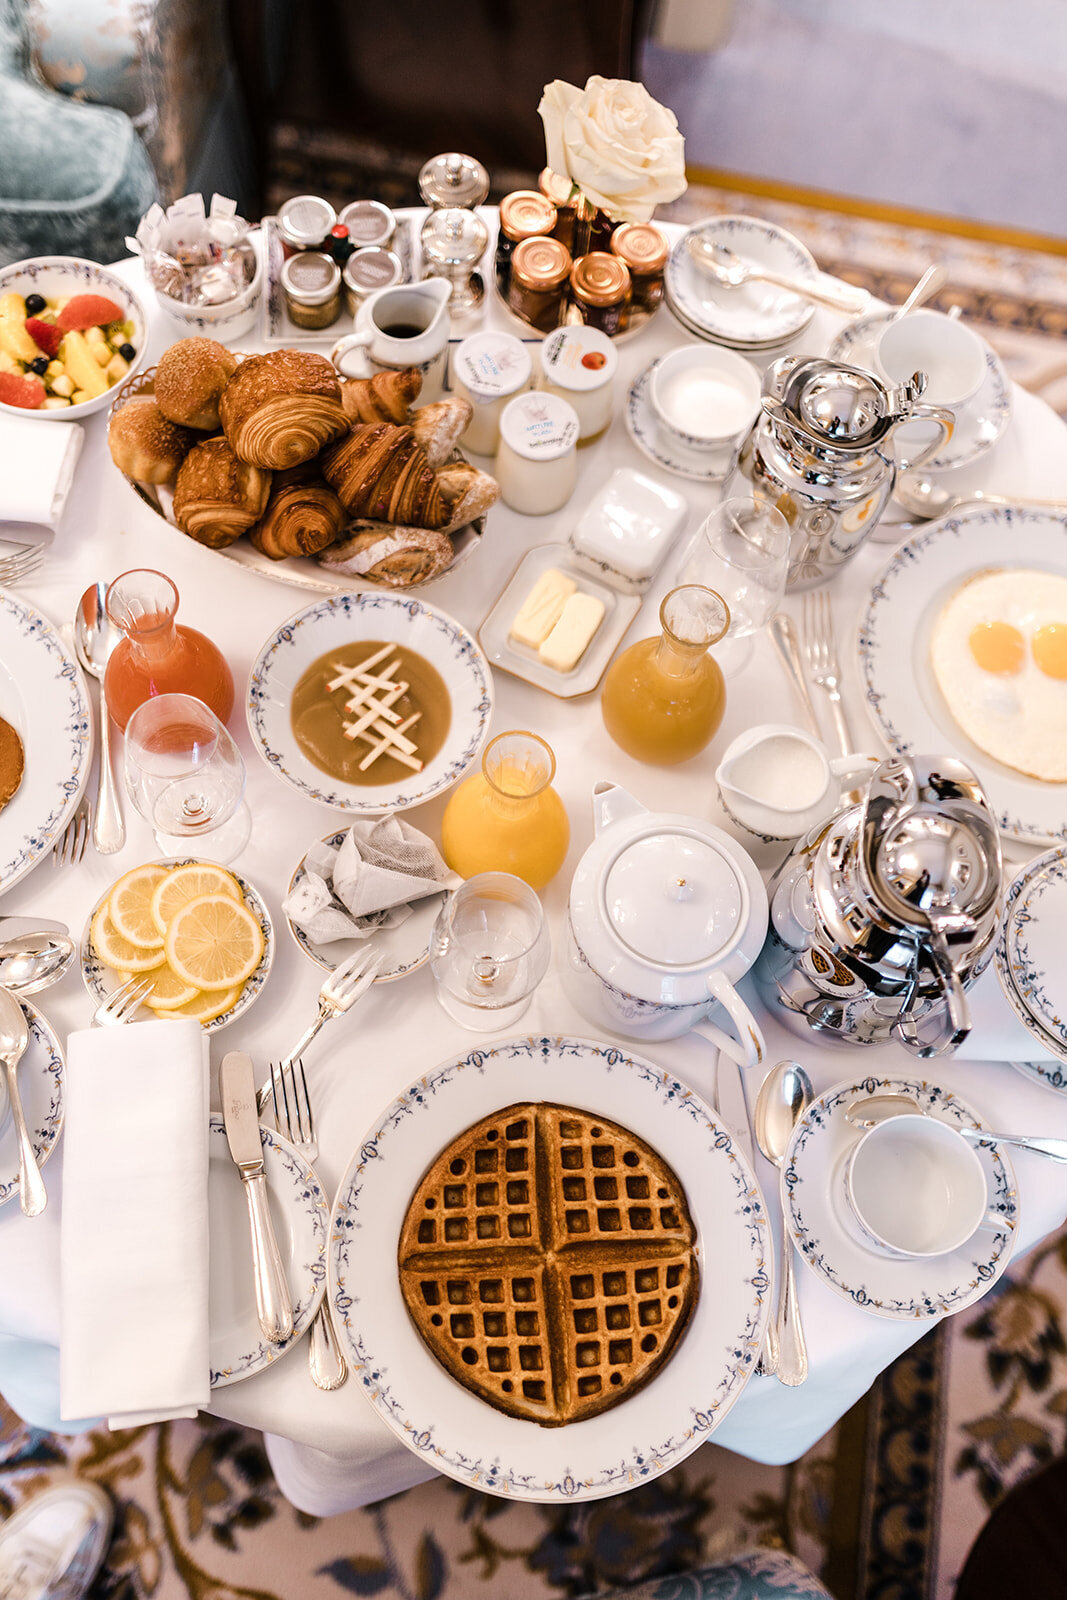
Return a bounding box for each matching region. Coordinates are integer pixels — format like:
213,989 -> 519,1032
119,342 -> 136,362
24,293 -> 46,316
28,356 -> 49,377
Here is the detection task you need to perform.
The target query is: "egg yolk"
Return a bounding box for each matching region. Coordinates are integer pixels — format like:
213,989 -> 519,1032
969,620 -> 1025,675
1032,622 -> 1067,679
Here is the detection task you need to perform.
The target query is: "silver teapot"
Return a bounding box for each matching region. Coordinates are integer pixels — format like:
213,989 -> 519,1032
755,754 -> 1002,1059
736,355 -> 954,588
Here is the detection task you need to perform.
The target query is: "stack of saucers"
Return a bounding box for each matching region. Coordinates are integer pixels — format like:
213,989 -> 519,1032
995,846 -> 1067,1088
664,214 -> 819,353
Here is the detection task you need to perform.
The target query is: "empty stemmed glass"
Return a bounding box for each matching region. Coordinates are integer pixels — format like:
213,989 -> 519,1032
678,496 -> 789,674
429,873 -> 551,1031
123,693 -> 251,863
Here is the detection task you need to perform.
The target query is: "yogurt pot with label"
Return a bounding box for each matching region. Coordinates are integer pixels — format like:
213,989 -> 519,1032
538,323 -> 618,444
452,331 -> 533,455
495,391 -> 580,515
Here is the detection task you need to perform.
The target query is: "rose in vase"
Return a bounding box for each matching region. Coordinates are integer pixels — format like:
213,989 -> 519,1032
537,75 -> 686,225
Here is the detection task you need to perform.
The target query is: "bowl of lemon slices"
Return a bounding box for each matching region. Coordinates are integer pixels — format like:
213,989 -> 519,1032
81,859 -> 273,1031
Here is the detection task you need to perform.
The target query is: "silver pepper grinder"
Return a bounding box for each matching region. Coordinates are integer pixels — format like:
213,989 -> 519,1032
420,207 -> 490,319
418,152 -> 490,210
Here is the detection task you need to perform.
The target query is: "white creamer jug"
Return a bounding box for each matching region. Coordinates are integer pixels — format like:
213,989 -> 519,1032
330,277 -> 452,402
716,725 -> 875,840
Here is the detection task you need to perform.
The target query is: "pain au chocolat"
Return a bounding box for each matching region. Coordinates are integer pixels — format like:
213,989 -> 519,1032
397,1102 -> 699,1427
219,350 -> 347,470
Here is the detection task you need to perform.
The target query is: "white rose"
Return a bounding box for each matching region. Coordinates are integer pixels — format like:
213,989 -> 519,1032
537,75 -> 686,224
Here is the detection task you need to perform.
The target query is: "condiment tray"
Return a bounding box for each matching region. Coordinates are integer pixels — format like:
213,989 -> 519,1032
261,214 -> 419,345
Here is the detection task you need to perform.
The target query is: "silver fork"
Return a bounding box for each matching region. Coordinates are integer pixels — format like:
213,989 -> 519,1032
0,544 -> 45,587
270,1058 -> 348,1391
52,801 -> 92,868
801,590 -> 855,756
92,973 -> 152,1026
256,946 -> 384,1111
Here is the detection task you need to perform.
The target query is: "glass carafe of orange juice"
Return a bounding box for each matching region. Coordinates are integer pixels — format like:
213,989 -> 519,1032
103,569 -> 235,732
441,731 -> 570,890
601,585 -> 729,765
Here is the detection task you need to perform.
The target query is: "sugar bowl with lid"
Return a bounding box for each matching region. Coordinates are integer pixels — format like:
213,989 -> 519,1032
561,782 -> 769,1063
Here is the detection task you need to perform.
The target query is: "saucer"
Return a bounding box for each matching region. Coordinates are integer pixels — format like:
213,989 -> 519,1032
995,847 -> 1067,1065
664,216 -> 818,348
626,363 -> 738,482
1010,1058 -> 1067,1094
828,310 -> 1012,471
782,1074 -> 1018,1320
0,999 -> 64,1210
663,288 -> 793,354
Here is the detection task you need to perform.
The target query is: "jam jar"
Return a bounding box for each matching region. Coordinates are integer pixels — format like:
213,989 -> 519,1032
508,236 -> 572,333
277,194 -> 337,257
570,253 -> 632,337
610,223 -> 669,315
495,190 -> 557,296
538,167 -> 576,253
281,251 -> 342,329
337,200 -> 396,250
342,247 -> 403,314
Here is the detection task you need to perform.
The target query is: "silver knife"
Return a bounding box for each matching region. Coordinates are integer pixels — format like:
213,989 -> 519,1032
220,1051 -> 294,1345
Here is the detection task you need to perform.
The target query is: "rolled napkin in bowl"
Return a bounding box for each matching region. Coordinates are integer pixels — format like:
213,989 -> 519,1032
0,414 -> 83,526
283,816 -> 460,944
60,1018 -> 210,1429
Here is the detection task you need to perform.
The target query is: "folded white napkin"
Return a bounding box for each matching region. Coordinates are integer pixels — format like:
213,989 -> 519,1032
0,414 -> 83,527
60,1018 -> 210,1429
283,817 -> 459,944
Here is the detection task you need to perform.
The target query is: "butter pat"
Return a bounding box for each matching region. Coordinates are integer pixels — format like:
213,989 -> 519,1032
509,567 -> 577,648
538,592 -> 606,672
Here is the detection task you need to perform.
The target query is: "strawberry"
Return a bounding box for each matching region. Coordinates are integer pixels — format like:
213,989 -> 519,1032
55,293 -> 124,332
0,372 -> 46,409
24,317 -> 61,358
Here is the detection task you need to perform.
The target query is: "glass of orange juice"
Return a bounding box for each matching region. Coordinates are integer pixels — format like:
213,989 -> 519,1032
440,731 -> 570,890
601,585 -> 729,765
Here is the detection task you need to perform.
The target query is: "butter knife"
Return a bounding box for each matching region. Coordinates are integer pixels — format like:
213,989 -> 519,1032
221,1051 -> 294,1345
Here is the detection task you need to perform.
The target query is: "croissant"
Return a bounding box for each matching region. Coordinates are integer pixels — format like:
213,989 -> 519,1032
219,350 -> 347,469
340,366 -> 422,425
173,437 -> 272,549
318,523 -> 454,587
319,423 -> 448,530
250,466 -> 347,560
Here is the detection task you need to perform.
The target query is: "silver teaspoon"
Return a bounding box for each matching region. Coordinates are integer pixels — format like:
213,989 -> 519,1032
893,478 -> 1067,524
0,986 -> 45,1216
687,235 -> 870,315
73,581 -> 125,855
847,1093 -> 1067,1161
754,1060 -> 814,1386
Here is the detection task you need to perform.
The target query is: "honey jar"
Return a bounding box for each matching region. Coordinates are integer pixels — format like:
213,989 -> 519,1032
281,251 -> 342,329
508,236 -> 572,334
570,253 -> 632,337
495,190 -> 557,296
610,223 -> 669,315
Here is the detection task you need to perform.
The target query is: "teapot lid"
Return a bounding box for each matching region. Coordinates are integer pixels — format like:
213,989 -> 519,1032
604,832 -> 744,966
766,356 -> 925,451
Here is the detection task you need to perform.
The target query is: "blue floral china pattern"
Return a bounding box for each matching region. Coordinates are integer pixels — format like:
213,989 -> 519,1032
207,1115 -> 328,1387
329,1035 -> 771,1503
626,365 -> 734,484
0,999 -> 64,1209
665,216 -> 817,346
995,846 -> 1067,1070
246,591 -> 493,814
783,1075 -> 1018,1321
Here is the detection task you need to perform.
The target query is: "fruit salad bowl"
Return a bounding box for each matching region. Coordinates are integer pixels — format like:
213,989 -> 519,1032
0,256 -> 148,421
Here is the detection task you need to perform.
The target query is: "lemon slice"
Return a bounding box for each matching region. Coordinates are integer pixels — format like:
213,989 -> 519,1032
150,863 -> 242,937
160,983 -> 244,1024
120,966 -> 200,1011
90,904 -> 167,973
108,864 -> 168,948
164,894 -> 265,992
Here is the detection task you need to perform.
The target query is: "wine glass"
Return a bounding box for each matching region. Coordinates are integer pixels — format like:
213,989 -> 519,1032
123,694 -> 251,863
429,873 -> 551,1031
678,496 -> 789,674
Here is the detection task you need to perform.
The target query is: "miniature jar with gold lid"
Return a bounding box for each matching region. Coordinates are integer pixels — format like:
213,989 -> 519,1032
508,236 -> 572,334
538,167 -> 577,253
611,223 -> 669,315
570,252 -> 632,337
495,190 -> 558,296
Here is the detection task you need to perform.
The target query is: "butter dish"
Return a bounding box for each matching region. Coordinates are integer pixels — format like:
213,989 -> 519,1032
567,467 -> 688,593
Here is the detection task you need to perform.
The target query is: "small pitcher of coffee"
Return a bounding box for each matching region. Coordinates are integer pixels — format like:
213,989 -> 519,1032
331,278 -> 452,401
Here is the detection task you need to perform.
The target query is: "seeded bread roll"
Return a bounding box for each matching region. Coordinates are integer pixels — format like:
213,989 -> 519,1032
219,350 -> 347,469
154,337 -> 238,430
107,397 -> 195,485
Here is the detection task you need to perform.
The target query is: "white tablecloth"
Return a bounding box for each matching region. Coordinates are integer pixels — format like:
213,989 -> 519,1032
2,215 -> 1067,1515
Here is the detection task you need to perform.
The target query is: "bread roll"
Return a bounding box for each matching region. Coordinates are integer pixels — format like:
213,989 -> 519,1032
319,423 -> 448,530
108,397 -> 194,484
154,337 -> 238,430
250,466 -> 346,560
339,367 -> 421,425
219,350 -> 346,469
410,398 -> 473,468
435,460 -> 501,532
173,437 -> 271,550
318,523 -> 454,587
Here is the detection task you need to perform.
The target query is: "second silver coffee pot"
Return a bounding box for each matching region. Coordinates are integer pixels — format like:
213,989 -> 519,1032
736,355 -> 954,588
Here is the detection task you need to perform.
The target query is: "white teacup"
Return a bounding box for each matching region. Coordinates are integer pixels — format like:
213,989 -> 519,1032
716,725 -> 876,841
876,310 -> 986,410
842,1113 -> 996,1258
649,344 -> 761,473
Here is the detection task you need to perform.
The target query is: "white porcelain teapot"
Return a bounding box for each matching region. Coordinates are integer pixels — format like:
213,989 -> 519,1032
561,782 -> 769,1062
330,278 -> 452,401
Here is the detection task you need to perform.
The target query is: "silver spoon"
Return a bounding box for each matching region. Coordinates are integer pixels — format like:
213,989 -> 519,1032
847,1093 -> 1067,1161
754,1060 -> 814,1386
887,264 -> 947,322
687,235 -> 870,315
894,478 -> 1067,523
0,932 -> 76,995
0,986 -> 45,1217
73,582 -> 125,855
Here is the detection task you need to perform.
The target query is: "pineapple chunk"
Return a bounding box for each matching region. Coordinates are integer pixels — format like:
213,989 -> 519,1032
45,359 -> 63,380
60,332 -> 108,399
41,396 -> 72,409
50,374 -> 75,398
92,342 -> 112,368
71,389 -> 93,406
0,294 -> 38,363
105,352 -> 129,384
0,349 -> 19,376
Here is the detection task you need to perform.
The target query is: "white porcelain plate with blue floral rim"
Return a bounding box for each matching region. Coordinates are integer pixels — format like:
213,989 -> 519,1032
783,1075 -> 1018,1321
0,998 -> 64,1209
329,1034 -> 771,1503
207,1115 -> 328,1387
246,592 -> 493,814
859,505 -> 1067,845
664,216 -> 817,347
995,848 -> 1067,1083
80,860 -> 274,1033
829,310 -> 1012,472
0,592 -> 91,898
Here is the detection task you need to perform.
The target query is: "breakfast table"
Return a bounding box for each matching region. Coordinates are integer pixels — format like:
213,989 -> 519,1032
1,209 -> 1067,1515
